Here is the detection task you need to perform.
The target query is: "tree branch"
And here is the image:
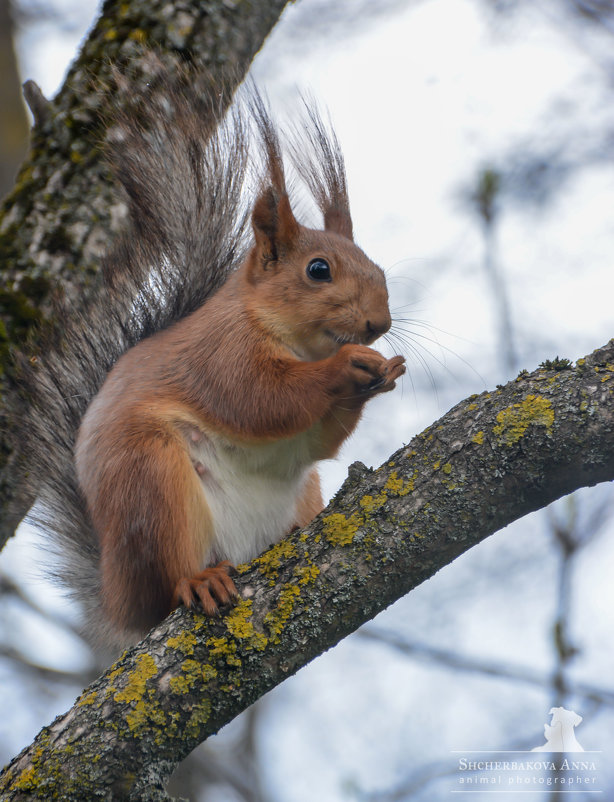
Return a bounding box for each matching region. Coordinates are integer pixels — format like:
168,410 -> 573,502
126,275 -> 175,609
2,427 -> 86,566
2,341 -> 613,800
356,628 -> 614,706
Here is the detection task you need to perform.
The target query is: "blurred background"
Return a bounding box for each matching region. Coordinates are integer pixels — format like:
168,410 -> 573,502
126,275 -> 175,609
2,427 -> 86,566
1,0 -> 613,799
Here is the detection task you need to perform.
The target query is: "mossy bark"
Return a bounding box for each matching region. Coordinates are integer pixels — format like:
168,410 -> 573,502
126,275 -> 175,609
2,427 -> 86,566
0,0 -> 290,549
2,341 -> 613,801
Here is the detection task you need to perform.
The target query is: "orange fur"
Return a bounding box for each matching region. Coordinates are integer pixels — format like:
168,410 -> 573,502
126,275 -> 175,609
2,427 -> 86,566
75,106 -> 405,638
293,469 -> 324,529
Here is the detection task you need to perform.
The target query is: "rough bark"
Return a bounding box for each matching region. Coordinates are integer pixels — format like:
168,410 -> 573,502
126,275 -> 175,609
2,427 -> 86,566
0,0 -> 290,550
1,341 -> 613,801
0,0 -> 29,199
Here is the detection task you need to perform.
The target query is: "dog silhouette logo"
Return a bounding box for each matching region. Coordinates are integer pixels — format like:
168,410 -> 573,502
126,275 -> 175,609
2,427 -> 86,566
532,706 -> 585,752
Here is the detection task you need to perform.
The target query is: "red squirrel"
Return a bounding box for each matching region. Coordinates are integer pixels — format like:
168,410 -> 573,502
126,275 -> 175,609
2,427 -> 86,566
22,70 -> 405,649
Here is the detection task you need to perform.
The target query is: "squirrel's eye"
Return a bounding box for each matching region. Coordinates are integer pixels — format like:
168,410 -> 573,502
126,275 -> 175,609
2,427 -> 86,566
306,258 -> 332,282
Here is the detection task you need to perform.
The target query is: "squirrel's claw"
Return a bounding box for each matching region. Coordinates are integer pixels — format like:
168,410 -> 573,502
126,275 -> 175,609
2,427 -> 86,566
172,561 -> 239,616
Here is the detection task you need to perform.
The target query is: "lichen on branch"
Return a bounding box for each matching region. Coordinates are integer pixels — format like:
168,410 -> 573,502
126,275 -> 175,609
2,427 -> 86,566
2,340 -> 613,800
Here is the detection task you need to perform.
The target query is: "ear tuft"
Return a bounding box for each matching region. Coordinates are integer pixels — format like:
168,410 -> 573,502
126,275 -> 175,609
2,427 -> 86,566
288,100 -> 354,242
249,88 -> 301,265
251,189 -> 300,265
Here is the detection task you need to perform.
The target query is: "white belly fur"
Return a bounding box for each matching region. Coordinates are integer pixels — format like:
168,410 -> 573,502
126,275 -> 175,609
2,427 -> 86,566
186,427 -> 317,566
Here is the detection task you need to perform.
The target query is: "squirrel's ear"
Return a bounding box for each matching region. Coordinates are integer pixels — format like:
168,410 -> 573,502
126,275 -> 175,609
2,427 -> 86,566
323,208 -> 353,240
251,187 -> 300,265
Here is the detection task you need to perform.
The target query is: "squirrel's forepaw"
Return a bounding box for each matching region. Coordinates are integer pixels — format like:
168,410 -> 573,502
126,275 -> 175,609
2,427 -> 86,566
172,561 -> 239,617
352,352 -> 406,395
377,354 -> 406,392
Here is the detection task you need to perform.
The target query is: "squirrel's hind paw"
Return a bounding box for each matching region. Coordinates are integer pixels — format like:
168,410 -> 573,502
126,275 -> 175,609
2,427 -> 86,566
172,561 -> 239,617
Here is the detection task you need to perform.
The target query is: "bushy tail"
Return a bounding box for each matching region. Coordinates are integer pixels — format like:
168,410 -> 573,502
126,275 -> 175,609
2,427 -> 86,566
14,64 -> 251,649
12,62 -> 352,650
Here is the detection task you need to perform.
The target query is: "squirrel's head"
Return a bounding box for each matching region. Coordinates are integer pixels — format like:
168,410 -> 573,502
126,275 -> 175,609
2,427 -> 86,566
245,186 -> 391,361
243,97 -> 391,360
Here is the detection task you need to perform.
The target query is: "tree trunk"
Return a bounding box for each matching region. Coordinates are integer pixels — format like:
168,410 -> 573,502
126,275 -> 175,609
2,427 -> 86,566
0,0 -> 290,550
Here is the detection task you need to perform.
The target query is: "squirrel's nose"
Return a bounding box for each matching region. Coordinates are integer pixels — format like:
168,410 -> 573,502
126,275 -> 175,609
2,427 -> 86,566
365,313 -> 391,342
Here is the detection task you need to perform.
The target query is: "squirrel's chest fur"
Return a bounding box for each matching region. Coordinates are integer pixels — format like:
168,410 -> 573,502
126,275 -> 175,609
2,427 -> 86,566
184,424 -> 318,565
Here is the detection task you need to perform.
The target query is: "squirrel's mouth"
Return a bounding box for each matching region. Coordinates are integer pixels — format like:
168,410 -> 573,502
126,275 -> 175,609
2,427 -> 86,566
325,330 -> 357,346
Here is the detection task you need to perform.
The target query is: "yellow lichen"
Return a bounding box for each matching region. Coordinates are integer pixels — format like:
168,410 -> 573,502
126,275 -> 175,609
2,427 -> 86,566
472,430 -> 484,445
125,698 -> 165,733
201,664 -> 217,682
107,661 -> 126,689
294,564 -> 320,585
385,470 -> 415,495
264,584 -> 301,642
185,701 -> 212,739
226,599 -> 255,638
359,493 -> 387,514
254,539 -> 297,580
77,690 -> 97,707
322,512 -> 362,545
166,630 -> 197,656
169,659 -> 217,695
114,654 -> 158,704
169,675 -> 191,695
225,599 -> 268,651
14,766 -> 37,791
493,394 -> 554,446
442,463 -> 452,474
206,636 -> 242,667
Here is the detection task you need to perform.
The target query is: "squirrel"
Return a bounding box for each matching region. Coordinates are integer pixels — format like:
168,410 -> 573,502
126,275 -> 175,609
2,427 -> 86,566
16,66 -> 405,651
